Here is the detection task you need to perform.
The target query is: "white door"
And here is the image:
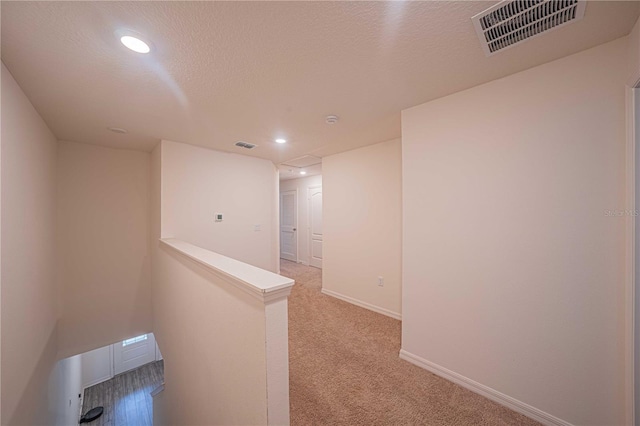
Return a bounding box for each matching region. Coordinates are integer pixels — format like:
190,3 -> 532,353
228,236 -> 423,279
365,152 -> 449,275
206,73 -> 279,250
280,190 -> 298,262
113,333 -> 157,375
308,186 -> 323,269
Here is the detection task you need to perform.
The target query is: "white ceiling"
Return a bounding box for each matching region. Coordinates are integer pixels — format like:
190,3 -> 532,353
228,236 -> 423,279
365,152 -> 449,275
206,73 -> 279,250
2,1 -> 639,165
278,163 -> 323,181
278,155 -> 322,180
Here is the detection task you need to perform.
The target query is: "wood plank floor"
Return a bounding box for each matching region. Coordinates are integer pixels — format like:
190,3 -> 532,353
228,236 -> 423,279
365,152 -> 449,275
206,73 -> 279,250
81,361 -> 164,426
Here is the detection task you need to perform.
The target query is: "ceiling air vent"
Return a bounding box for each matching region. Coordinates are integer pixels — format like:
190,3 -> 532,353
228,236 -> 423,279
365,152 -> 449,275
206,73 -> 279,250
472,0 -> 586,56
235,141 -> 257,149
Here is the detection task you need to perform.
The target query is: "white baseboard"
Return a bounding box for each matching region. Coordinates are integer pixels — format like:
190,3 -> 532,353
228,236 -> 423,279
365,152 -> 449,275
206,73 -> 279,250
398,349 -> 572,426
321,288 -> 401,320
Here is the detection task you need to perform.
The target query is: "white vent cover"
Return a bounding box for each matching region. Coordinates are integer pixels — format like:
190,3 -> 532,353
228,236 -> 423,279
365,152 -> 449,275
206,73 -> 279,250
235,141 -> 257,149
472,0 -> 586,56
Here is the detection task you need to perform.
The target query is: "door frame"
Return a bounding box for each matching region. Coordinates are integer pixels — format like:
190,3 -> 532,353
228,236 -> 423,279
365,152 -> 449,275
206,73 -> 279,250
626,81 -> 639,426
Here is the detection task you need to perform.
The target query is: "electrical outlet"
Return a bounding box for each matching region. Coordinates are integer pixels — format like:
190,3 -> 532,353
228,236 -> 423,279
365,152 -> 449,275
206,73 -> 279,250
254,224 -> 261,231
378,276 -> 384,287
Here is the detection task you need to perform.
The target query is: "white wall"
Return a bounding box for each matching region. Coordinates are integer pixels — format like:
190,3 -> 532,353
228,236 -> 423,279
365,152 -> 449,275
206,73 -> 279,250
160,140 -> 279,272
1,58 -> 3,426
151,140 -> 291,424
153,244 -> 270,425
49,355 -> 82,426
628,17 -> 640,86
627,41 -> 639,409
1,62 -> 60,425
279,174 -> 322,265
81,346 -> 112,389
57,141 -> 152,358
634,86 -> 640,426
401,38 -> 628,425
323,139 -> 402,319
631,18 -> 640,423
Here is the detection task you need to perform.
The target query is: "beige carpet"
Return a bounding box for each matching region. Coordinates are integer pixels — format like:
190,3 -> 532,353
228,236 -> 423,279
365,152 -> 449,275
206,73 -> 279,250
282,260 -> 539,426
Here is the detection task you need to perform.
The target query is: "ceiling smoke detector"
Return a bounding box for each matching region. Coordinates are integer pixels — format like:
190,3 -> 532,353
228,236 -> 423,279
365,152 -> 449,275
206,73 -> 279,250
325,115 -> 339,125
472,0 -> 587,56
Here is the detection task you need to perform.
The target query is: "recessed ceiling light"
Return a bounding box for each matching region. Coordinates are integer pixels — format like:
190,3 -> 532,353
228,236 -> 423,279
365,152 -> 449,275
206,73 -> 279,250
120,35 -> 151,54
275,138 -> 287,144
108,127 -> 128,134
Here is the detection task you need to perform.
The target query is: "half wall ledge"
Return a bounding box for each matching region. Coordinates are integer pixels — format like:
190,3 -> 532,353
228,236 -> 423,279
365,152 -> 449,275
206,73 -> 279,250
159,238 -> 294,303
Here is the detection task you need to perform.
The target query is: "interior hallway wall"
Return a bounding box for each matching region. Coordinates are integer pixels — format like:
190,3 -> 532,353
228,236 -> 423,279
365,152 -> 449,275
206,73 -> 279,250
150,142 -> 279,425
1,62 -> 59,425
401,37 -> 628,425
630,15 -> 640,426
81,345 -> 112,389
323,139 -> 402,318
279,174 -> 322,266
634,84 -> 640,426
159,140 -> 279,272
57,141 -> 152,358
49,355 -> 82,426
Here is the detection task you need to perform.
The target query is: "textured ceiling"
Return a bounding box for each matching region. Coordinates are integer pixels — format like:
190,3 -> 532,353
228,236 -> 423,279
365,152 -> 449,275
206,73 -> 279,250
2,1 -> 639,164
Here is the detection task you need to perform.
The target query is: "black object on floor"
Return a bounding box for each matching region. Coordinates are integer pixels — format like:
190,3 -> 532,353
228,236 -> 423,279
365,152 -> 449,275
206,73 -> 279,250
79,406 -> 104,424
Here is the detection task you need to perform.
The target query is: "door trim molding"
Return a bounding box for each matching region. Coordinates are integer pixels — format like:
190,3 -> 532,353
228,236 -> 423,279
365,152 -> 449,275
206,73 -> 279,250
625,85 -> 638,426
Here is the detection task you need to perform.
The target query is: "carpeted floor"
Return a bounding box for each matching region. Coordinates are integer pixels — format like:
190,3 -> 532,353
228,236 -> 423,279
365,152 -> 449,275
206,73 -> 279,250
282,259 -> 540,426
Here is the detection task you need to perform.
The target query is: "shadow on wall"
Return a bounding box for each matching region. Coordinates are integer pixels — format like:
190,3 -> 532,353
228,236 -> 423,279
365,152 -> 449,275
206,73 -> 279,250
162,246 -> 263,306
6,324 -> 58,425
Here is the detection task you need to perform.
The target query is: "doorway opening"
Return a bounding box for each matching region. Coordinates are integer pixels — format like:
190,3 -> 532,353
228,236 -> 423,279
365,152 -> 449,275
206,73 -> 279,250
278,156 -> 323,269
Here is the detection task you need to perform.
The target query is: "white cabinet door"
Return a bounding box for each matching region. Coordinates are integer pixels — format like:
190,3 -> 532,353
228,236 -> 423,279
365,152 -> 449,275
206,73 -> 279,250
280,190 -> 298,262
308,186 -> 323,269
113,333 -> 157,375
